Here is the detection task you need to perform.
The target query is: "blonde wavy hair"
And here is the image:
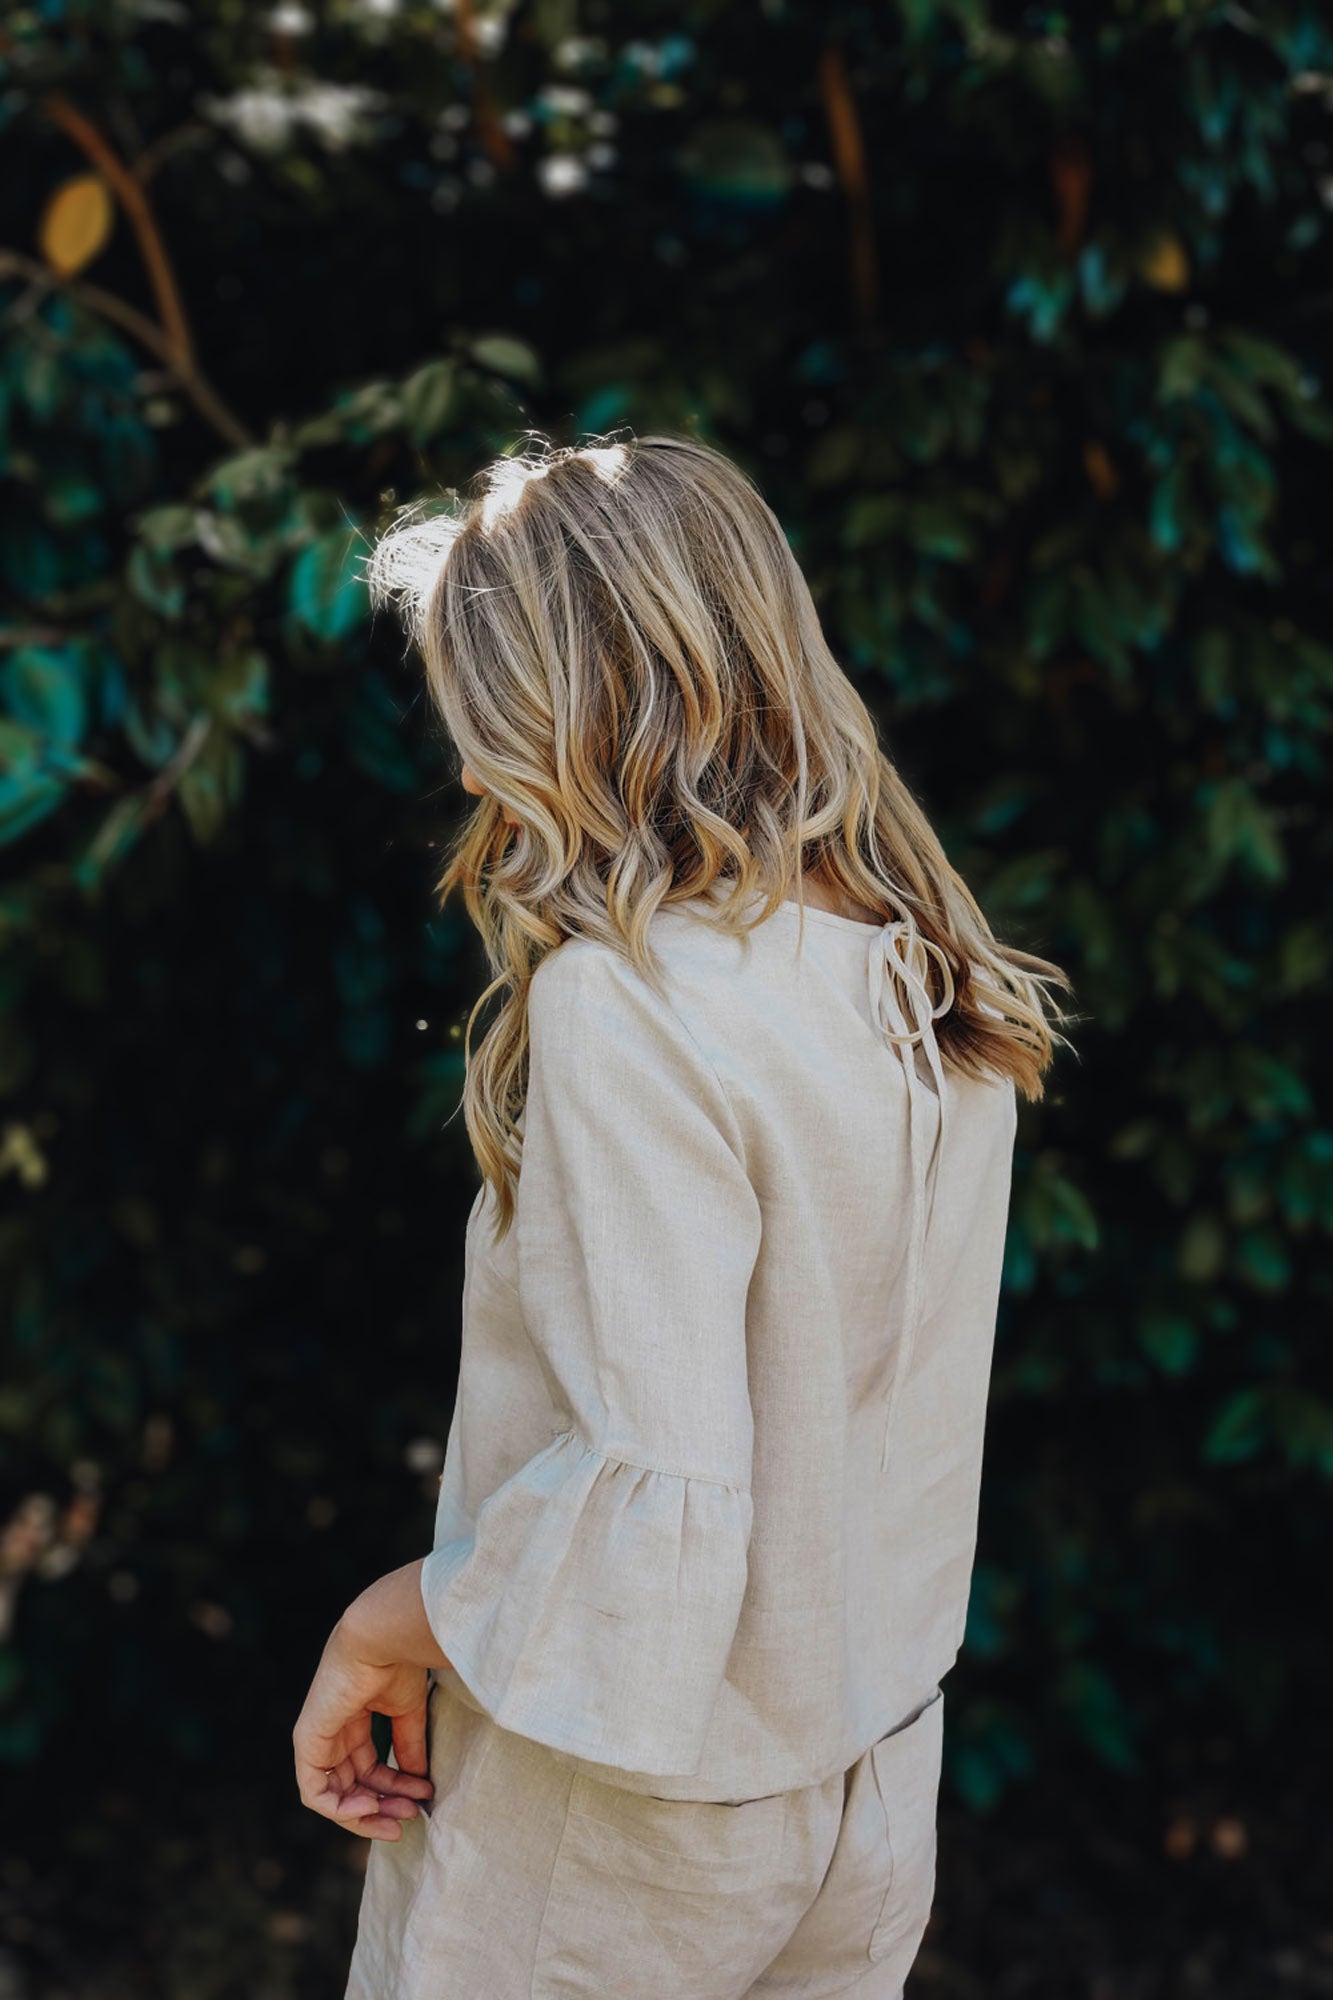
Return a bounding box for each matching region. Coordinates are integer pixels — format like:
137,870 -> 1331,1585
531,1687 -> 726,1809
369,430 -> 1074,1234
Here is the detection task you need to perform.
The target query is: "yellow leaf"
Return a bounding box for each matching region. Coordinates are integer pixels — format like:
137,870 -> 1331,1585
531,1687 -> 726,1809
39,173 -> 114,278
1140,231 -> 1190,293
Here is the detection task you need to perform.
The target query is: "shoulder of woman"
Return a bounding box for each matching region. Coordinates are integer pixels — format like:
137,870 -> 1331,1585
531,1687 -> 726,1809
526,935 -> 734,1112
527,935 -> 678,1057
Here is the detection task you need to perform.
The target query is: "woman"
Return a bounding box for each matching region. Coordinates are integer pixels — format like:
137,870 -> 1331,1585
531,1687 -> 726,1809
293,433 -> 1072,1999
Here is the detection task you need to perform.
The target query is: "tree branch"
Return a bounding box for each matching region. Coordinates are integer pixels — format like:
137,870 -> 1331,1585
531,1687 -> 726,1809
817,46 -> 879,336
132,119 -> 212,187
455,0 -> 517,171
43,92 -> 195,369
143,713 -> 212,824
0,249 -> 252,449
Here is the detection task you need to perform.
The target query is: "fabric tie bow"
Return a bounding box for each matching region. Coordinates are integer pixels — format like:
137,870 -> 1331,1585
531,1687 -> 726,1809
866,914 -> 955,1472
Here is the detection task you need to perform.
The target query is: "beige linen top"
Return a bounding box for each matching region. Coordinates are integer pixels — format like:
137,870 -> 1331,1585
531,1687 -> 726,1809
421,886 -> 1018,1802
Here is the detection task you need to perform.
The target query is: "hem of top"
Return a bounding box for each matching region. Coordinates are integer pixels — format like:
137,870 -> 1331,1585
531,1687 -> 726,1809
432,1660 -> 951,1799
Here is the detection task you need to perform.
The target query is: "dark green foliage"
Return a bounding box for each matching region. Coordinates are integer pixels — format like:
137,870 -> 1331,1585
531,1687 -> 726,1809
2,0 -> 1330,1988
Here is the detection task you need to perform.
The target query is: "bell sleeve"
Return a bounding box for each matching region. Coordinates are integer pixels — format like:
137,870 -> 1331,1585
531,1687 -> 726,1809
418,940 -> 763,1778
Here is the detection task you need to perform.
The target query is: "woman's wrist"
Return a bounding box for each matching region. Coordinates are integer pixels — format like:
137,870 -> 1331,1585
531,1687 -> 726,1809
336,1558 -> 449,1673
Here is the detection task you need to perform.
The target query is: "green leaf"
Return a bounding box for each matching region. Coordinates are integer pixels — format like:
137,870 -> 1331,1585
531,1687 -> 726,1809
1277,921 -> 1331,995
1218,329 -> 1302,398
288,530 -> 371,641
195,510 -> 265,573
1236,1229 -> 1290,1292
400,359 -> 458,443
947,1742 -> 1005,1813
1204,1387 -> 1267,1464
1138,1314 -> 1199,1376
843,495 -> 902,549
0,647 -> 86,748
202,446 -> 296,511
45,469 -> 103,525
808,427 -> 863,487
1158,335 -> 1207,401
127,543 -> 186,619
135,503 -> 198,554
907,499 -> 974,562
1203,780 -> 1285,883
176,734 -> 240,844
0,768 -> 65,845
1150,463 -> 1192,553
0,719 -> 41,771
1234,1049 -> 1312,1122
1268,1388 -> 1333,1476
1204,354 -> 1276,439
123,697 -> 178,772
1048,1176 -> 1100,1251
178,766 -> 224,842
1179,1213 -> 1227,1283
1058,1663 -> 1138,1771
469,334 -> 542,385
343,671 -> 419,793
209,650 -> 269,726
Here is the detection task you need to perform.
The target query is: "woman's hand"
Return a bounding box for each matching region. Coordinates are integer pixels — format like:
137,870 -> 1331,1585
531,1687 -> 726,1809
293,1557 -> 448,1840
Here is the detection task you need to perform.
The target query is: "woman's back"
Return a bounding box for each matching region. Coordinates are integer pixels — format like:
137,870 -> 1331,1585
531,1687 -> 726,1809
426,886 -> 1018,1800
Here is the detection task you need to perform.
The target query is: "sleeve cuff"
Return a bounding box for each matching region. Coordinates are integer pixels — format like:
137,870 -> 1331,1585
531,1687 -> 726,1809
420,1429 -> 752,1778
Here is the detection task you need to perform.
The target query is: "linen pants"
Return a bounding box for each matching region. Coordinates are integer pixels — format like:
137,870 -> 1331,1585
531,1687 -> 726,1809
344,1675 -> 944,2000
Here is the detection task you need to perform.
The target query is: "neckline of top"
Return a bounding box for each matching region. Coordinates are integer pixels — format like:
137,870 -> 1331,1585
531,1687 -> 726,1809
682,882 -> 891,936
775,898 -> 885,936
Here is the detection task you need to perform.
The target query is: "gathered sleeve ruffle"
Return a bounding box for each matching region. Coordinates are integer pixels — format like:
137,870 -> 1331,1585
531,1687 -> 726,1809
420,940 -> 763,1779
421,1430 -> 753,1776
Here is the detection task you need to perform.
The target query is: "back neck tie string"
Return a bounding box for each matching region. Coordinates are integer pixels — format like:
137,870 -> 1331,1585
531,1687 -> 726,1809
867,915 -> 954,1472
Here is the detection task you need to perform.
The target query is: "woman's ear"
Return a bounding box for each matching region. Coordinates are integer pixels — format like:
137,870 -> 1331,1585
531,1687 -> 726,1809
461,761 -> 522,830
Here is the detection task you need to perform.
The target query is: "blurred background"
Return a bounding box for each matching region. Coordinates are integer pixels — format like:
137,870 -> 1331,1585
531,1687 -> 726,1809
3,1 -> 1331,1995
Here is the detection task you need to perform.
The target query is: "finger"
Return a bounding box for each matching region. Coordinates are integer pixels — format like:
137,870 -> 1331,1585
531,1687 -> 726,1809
328,1783 -> 421,1823
392,1704 -> 430,1785
293,1716 -> 365,1792
305,1779 -> 421,1830
296,1765 -> 375,1814
371,1792 -> 423,1820
355,1756 -> 433,1800
317,1796 -> 409,1841
327,1786 -> 420,1840
296,1751 -> 357,1801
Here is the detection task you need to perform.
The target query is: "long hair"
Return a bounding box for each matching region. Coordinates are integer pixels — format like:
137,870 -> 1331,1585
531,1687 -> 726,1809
368,430 -> 1074,1235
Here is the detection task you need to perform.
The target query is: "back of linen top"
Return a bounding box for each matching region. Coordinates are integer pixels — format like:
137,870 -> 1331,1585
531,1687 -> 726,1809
421,886 -> 1020,1802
